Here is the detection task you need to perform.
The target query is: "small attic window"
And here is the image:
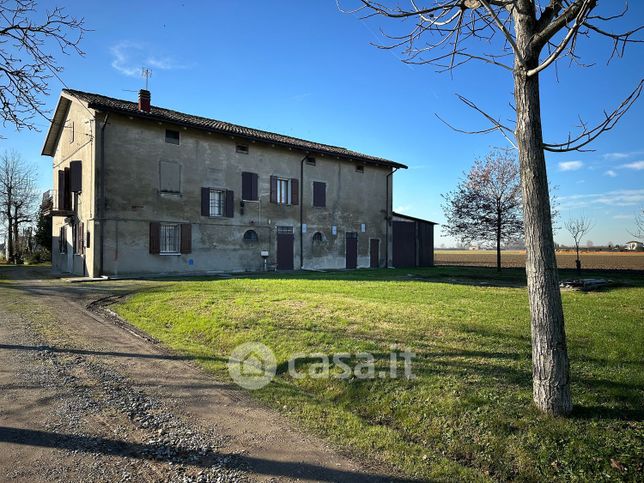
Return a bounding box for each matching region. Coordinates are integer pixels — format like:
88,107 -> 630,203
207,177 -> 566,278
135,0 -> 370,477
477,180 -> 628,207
355,165 -> 364,173
236,144 -> 249,154
305,156 -> 316,166
165,129 -> 180,145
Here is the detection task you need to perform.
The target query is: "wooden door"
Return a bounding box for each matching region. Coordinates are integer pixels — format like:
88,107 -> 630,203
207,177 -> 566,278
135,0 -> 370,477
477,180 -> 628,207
346,232 -> 358,269
392,221 -> 416,268
276,227 -> 294,270
369,238 -> 380,268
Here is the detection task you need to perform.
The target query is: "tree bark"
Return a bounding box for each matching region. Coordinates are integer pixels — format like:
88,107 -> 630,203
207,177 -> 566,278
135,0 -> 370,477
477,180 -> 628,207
6,214 -> 13,262
513,17 -> 572,416
11,206 -> 19,260
496,207 -> 502,272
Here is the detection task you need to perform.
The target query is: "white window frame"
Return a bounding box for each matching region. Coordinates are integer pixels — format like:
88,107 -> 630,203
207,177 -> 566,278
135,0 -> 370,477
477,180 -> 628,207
160,223 -> 180,255
209,189 -> 225,217
276,177 -> 291,205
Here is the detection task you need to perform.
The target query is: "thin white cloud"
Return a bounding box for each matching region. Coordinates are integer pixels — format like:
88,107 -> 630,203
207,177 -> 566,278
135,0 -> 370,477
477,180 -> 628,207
110,41 -> 189,78
603,152 -> 630,160
558,160 -> 583,171
394,205 -> 412,213
613,214 -> 633,219
110,41 -> 142,77
603,151 -> 643,160
559,189 -> 644,209
621,160 -> 644,170
604,169 -> 617,177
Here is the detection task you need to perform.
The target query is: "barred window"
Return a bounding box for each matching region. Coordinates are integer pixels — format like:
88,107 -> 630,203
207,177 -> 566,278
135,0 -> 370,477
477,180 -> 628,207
160,224 -> 180,254
209,189 -> 224,216
243,230 -> 258,243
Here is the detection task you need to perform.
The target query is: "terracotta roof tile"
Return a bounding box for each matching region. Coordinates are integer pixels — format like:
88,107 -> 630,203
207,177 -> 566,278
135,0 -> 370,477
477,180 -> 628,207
63,89 -> 406,169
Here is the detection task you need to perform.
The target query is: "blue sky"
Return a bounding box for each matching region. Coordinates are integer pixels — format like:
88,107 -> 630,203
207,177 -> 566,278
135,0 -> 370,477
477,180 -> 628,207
2,0 -> 643,246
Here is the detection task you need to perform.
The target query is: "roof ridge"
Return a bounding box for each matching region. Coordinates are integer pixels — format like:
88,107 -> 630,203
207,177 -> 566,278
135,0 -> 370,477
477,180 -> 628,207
61,88 -> 406,169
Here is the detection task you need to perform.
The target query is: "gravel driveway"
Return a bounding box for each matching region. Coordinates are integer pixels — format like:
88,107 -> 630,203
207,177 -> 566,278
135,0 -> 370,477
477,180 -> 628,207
0,266 -> 404,482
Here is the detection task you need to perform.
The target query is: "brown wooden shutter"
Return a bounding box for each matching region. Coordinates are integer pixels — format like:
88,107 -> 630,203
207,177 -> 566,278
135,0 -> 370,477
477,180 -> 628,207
149,222 -> 161,254
251,173 -> 258,201
180,223 -> 192,254
270,176 -> 277,203
313,182 -> 326,208
201,187 -> 210,216
57,170 -> 65,210
241,172 -> 259,201
69,161 -> 82,192
241,172 -> 253,200
290,178 -> 299,205
63,167 -> 71,210
225,190 -> 235,217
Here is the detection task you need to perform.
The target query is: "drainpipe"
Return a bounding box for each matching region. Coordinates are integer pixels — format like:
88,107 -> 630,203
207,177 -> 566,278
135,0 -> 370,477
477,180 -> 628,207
299,155 -> 308,269
385,167 -> 399,268
99,113 -> 110,276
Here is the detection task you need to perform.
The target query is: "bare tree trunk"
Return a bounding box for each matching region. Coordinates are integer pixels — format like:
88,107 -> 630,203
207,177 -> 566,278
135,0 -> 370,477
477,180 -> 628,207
496,209 -> 502,272
513,16 -> 572,415
11,208 -> 19,260
6,214 -> 13,262
514,69 -> 572,415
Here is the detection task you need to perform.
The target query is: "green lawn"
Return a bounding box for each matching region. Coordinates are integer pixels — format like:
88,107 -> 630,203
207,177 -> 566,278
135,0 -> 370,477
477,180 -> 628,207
112,267 -> 643,481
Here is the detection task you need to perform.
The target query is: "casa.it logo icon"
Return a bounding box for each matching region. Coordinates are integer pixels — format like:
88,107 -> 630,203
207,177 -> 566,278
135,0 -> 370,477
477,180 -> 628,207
227,342 -> 277,390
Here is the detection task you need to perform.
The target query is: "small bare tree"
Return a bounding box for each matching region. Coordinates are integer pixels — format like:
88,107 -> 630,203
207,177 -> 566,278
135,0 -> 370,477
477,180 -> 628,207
0,150 -> 38,263
564,215 -> 593,274
629,209 -> 644,240
343,0 -> 642,416
0,0 -> 86,131
442,148 -> 523,271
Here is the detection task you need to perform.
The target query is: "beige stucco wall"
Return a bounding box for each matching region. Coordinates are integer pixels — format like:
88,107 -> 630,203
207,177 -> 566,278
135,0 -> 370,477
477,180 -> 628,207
50,96 -> 396,276
96,111 -> 392,276
50,96 -> 97,276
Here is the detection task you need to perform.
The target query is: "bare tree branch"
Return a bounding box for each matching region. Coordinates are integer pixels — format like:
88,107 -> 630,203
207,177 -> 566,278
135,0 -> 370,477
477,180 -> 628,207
543,79 -> 643,152
0,0 -> 87,132
436,94 -> 518,149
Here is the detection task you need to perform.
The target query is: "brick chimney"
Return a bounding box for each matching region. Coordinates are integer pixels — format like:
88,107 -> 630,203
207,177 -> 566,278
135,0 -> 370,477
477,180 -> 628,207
138,89 -> 151,112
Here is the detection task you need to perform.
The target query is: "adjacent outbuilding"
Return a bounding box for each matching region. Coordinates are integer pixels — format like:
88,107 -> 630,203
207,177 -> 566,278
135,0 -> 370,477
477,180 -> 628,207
391,212 -> 437,268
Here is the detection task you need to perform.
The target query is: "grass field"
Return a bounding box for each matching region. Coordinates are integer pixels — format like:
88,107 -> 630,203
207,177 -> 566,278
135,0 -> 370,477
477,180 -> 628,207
112,267 -> 643,481
435,250 -> 644,270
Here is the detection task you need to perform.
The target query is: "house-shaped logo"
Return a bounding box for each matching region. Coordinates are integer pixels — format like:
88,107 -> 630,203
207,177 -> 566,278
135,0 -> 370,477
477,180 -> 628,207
228,342 -> 277,390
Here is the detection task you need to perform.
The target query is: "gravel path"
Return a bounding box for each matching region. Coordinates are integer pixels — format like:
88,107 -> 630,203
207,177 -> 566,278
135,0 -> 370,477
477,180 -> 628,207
0,266 -> 405,482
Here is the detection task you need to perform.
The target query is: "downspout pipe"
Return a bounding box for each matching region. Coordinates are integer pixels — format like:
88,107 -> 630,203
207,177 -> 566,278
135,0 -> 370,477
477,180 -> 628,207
299,155 -> 308,269
385,167 -> 399,268
99,113 -> 110,277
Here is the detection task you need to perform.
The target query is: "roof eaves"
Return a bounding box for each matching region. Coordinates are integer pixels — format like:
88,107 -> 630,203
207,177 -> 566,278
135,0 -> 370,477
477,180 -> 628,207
41,96 -> 72,156
69,90 -> 408,169
392,212 -> 438,225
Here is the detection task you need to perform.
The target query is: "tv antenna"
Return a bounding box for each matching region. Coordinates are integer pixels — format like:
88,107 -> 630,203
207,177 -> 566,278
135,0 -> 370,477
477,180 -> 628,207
142,67 -> 152,90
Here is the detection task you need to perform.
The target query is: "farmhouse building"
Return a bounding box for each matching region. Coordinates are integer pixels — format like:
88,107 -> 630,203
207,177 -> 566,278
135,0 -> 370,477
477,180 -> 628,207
42,89 -> 435,277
